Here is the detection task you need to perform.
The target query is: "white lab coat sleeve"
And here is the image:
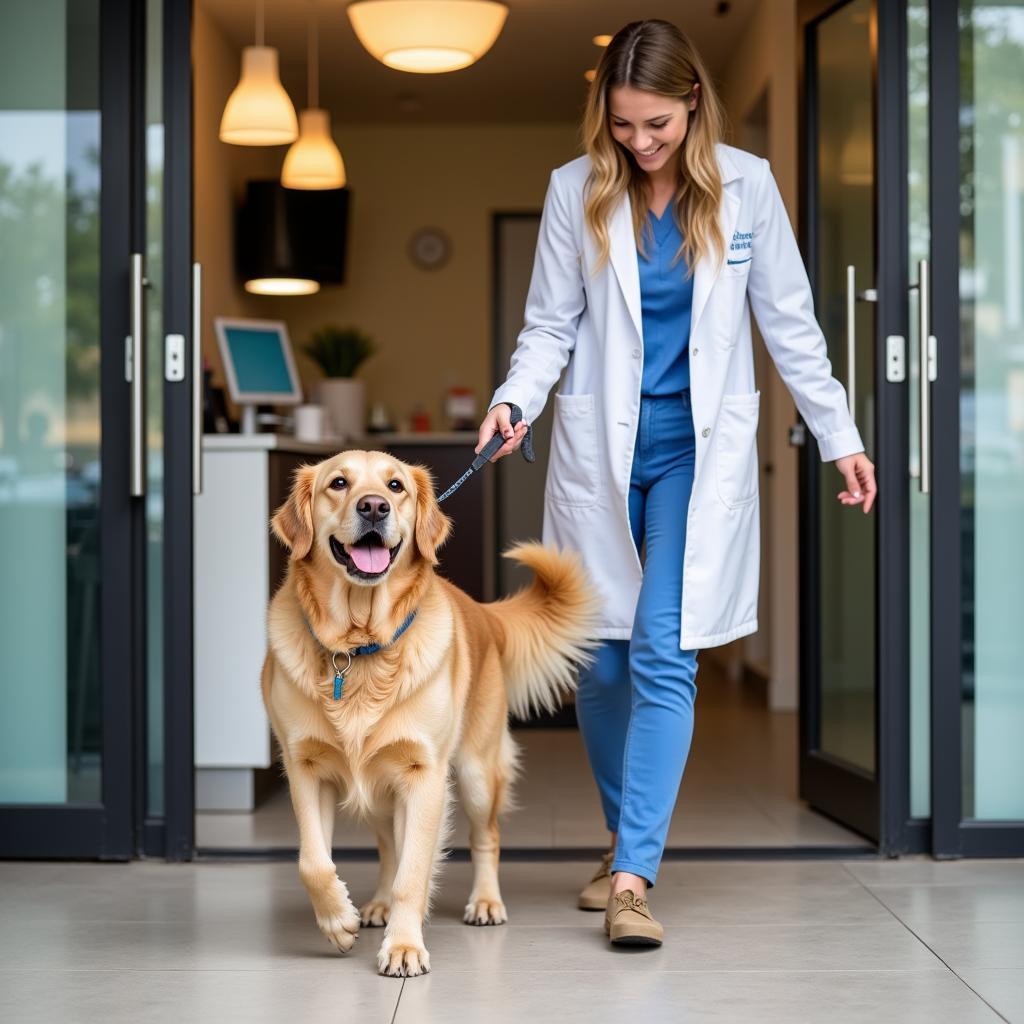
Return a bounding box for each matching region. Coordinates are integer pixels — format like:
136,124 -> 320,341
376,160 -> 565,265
747,158 -> 866,463
488,169 -> 586,425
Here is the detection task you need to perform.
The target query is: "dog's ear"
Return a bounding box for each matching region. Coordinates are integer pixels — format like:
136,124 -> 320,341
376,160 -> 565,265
271,464 -> 318,559
411,465 -> 451,565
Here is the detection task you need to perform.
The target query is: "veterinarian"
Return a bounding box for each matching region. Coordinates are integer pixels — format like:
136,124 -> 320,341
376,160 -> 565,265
476,19 -> 877,949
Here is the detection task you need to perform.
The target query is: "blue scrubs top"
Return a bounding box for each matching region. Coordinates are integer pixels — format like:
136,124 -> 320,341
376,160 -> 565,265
638,205 -> 693,395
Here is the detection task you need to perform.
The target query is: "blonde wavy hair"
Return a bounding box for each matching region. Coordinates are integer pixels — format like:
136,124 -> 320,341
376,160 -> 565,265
582,20 -> 726,274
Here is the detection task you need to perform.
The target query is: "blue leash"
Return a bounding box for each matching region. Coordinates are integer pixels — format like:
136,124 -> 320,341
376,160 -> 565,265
437,403 -> 534,504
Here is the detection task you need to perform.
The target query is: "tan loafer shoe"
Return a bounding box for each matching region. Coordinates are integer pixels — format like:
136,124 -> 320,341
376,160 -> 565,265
577,850 -> 615,911
604,889 -> 664,947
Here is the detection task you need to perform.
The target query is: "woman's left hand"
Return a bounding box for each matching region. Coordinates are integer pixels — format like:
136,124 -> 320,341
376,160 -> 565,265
834,452 -> 877,513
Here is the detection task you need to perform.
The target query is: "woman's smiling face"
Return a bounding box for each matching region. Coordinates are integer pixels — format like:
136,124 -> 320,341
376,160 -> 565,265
608,84 -> 697,176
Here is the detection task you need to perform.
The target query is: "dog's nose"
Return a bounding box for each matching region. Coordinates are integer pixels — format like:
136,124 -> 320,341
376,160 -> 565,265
357,494 -> 390,524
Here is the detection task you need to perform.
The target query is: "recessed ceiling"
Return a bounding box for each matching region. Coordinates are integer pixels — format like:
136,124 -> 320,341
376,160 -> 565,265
199,0 -> 760,123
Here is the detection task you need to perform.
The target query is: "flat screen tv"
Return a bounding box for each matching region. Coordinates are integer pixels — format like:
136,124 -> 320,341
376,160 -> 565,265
237,180 -> 351,286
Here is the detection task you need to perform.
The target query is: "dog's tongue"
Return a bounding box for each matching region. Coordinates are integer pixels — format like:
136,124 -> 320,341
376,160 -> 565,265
347,539 -> 390,574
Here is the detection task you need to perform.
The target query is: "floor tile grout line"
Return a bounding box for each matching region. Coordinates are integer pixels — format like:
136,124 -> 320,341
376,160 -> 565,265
389,976 -> 406,1024
0,967 -> 991,975
840,863 -> 1011,1023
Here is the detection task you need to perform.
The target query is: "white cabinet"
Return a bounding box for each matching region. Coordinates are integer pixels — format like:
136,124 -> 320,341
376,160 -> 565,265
194,435 -> 335,810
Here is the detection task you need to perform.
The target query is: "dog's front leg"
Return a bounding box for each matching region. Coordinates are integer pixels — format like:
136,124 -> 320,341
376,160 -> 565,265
287,762 -> 360,953
377,767 -> 448,977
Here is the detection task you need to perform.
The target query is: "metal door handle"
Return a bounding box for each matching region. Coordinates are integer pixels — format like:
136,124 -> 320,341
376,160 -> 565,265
845,266 -> 878,421
915,258 -> 935,494
846,265 -> 856,417
129,252 -> 146,498
192,262 -> 203,495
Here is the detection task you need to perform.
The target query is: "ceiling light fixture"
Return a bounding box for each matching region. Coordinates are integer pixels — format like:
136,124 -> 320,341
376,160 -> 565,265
219,0 -> 298,146
592,34 -> 612,47
244,278 -> 322,296
282,4 -> 347,189
347,0 -> 508,74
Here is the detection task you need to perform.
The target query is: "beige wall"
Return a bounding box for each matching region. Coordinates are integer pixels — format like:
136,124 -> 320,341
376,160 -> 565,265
719,0 -> 802,711
261,124 -> 579,429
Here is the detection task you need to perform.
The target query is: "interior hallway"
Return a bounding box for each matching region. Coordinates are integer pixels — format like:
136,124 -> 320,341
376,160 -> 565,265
197,664 -> 867,852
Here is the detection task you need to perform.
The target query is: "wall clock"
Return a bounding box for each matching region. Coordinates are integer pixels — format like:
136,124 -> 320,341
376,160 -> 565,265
408,227 -> 451,270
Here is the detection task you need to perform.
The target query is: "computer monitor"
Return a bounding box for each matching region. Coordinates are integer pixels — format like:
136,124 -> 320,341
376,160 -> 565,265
214,318 -> 303,434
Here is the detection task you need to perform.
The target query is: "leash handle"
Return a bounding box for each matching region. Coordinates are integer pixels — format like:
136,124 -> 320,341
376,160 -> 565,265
473,403 -> 524,470
437,404 -> 534,504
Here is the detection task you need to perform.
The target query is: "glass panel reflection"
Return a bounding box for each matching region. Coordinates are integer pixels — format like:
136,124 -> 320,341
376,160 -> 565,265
908,0 -> 931,819
0,0 -> 102,803
959,1 -> 1024,820
814,0 -> 878,774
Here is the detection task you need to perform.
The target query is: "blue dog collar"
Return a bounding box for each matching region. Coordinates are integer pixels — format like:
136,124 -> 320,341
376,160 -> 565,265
303,609 -> 418,700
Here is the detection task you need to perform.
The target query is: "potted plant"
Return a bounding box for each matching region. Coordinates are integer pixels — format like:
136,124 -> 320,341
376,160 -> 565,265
303,324 -> 376,440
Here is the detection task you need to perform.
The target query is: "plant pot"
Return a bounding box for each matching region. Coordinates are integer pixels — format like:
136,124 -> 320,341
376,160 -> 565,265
317,378 -> 365,442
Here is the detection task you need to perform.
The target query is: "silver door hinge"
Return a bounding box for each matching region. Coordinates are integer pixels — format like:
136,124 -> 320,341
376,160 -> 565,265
788,422 -> 806,447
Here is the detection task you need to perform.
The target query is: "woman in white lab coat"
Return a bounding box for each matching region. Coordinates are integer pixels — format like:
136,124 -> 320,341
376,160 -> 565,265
476,20 -> 876,947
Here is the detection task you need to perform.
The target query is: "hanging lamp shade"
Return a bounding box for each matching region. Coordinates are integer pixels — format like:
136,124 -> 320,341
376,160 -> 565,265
282,110 -> 347,189
347,0 -> 508,74
219,46 -> 298,145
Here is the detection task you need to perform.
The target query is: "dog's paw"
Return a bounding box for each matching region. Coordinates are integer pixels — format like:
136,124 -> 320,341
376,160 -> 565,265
463,897 -> 508,926
359,898 -> 391,927
377,936 -> 431,977
314,886 -> 361,953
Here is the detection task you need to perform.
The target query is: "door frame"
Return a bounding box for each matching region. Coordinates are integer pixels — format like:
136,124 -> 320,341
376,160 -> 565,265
153,0 -> 196,862
796,0 -> 923,855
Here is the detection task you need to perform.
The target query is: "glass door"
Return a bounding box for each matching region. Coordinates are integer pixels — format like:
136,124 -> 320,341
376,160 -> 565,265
800,0 -> 883,842
0,0 -> 136,856
0,0 -> 195,859
930,0 -> 1024,857
799,0 -> 929,850
802,0 -> 1024,858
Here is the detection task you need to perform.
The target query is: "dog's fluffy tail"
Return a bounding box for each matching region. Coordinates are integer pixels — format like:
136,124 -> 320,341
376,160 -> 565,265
484,541 -> 601,720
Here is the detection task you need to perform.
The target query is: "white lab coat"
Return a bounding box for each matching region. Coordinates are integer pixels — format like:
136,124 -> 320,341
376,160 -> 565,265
490,144 -> 864,649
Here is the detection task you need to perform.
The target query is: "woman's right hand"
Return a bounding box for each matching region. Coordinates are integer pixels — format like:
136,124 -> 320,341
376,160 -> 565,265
475,403 -> 530,462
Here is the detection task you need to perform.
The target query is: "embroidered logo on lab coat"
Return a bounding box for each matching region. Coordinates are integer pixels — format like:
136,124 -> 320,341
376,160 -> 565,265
728,229 -> 752,265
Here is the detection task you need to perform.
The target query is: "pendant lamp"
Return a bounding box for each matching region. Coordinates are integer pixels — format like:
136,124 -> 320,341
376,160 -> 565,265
347,0 -> 508,74
282,8 -> 347,189
219,0 -> 298,146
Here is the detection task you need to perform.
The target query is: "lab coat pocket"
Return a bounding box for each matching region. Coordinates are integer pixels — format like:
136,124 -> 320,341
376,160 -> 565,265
723,258 -> 752,277
548,393 -> 600,508
715,391 -> 760,509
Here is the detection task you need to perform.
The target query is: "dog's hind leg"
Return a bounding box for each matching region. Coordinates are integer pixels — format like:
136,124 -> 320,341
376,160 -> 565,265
360,810 -> 397,927
286,759 -> 360,954
456,730 -> 516,926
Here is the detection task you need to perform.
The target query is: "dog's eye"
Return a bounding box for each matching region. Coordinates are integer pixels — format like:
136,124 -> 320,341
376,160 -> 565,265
329,477 -> 347,491
387,479 -> 404,493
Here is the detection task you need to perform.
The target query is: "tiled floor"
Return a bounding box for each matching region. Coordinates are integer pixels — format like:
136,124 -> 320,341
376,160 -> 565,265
2,857 -> 1022,1022
197,669 -> 868,851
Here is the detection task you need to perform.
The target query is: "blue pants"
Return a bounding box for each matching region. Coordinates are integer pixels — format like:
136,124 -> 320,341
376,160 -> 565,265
575,391 -> 699,887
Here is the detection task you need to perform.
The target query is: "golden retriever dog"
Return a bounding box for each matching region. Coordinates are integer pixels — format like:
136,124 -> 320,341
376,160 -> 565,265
261,450 -> 597,977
